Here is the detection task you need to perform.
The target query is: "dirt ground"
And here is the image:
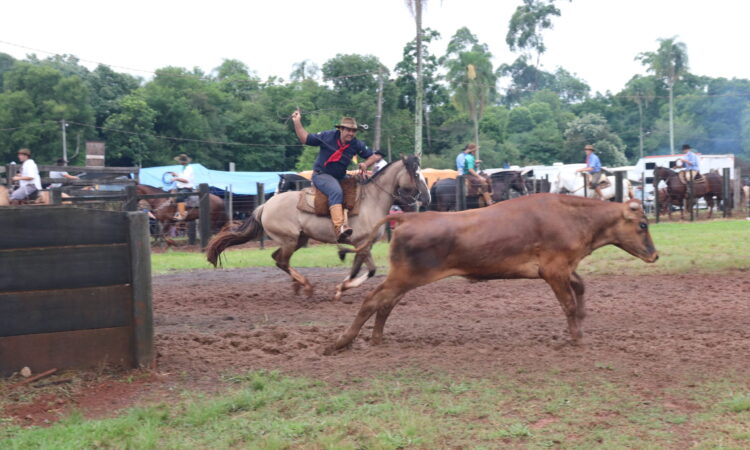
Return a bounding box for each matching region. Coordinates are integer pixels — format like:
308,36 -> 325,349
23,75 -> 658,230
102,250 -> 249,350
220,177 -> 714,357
4,266 -> 750,426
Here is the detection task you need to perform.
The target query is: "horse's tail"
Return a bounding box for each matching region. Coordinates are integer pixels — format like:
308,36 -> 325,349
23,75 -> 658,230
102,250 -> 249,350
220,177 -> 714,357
352,213 -> 411,254
206,204 -> 266,267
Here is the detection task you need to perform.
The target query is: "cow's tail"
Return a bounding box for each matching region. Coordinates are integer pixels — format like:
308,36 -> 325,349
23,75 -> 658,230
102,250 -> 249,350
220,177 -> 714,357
206,204 -> 266,267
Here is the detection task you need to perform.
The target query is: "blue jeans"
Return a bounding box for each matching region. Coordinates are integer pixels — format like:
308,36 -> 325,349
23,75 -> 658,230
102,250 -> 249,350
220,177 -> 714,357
312,172 -> 343,206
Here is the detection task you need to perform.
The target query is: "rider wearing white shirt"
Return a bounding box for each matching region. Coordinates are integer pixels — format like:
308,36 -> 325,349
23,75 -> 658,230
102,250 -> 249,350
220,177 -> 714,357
10,148 -> 42,204
170,153 -> 195,220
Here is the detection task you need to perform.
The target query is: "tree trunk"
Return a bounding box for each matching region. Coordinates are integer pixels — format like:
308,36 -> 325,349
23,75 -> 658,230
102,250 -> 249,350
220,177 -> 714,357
668,82 -> 674,155
414,0 -> 423,157
638,100 -> 644,159
374,66 -> 384,151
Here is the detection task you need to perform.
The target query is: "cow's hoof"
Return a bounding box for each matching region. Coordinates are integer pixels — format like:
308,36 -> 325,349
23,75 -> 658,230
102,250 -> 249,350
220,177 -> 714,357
292,282 -> 302,295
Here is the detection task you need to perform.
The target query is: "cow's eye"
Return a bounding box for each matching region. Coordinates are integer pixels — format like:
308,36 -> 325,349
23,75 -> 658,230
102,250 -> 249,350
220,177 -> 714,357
640,222 -> 648,230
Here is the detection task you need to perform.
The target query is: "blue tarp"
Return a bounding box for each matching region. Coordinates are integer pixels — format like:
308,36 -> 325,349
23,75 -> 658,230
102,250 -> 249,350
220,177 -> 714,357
138,164 -> 296,195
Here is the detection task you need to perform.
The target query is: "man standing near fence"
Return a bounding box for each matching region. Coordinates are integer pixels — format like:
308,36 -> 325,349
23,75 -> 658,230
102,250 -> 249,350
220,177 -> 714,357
169,153 -> 195,220
9,148 -> 42,205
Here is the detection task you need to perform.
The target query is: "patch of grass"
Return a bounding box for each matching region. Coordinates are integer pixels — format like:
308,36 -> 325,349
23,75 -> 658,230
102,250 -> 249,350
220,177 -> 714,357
152,219 -> 750,275
8,370 -> 750,449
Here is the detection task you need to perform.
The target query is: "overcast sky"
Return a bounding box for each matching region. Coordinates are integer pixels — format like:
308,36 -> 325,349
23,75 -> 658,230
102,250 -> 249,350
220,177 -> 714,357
2,0 -> 749,94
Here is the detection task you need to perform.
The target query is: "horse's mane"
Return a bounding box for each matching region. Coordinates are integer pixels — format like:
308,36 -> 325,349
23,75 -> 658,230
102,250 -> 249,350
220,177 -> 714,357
362,155 -> 419,185
136,183 -> 166,193
655,166 -> 677,176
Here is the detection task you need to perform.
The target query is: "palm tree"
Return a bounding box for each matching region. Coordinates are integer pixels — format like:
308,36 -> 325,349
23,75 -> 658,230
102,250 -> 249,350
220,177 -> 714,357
624,75 -> 656,159
405,0 -> 426,157
636,37 -> 688,154
444,28 -> 496,161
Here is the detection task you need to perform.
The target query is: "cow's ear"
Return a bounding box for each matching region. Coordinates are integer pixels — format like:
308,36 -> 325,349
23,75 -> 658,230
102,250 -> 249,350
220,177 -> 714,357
622,201 -> 640,221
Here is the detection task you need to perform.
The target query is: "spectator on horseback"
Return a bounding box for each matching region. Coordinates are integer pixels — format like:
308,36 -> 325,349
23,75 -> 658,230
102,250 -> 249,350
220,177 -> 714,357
575,144 -> 604,200
463,143 -> 494,206
291,109 -> 381,243
169,153 -> 195,221
9,148 -> 41,205
49,158 -> 79,189
455,145 -> 469,175
677,144 -> 701,181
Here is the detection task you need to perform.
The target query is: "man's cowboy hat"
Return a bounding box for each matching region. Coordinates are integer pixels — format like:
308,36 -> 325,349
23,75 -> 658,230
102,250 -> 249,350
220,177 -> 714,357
17,148 -> 31,156
174,154 -> 192,163
584,144 -> 595,151
335,117 -> 366,131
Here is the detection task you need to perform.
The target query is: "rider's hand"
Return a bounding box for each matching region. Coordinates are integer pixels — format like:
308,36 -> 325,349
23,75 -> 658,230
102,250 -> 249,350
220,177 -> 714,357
291,109 -> 301,122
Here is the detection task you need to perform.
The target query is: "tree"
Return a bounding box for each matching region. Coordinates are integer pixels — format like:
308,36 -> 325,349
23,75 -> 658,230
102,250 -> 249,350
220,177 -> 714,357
405,0 -> 426,157
636,37 -> 689,154
102,94 -> 157,166
506,0 -> 565,68
443,27 -> 496,160
623,75 -> 656,159
290,60 -> 320,82
563,113 -> 628,165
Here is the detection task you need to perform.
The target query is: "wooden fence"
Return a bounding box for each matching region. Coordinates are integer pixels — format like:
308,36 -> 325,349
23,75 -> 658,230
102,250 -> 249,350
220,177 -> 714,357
0,207 -> 153,376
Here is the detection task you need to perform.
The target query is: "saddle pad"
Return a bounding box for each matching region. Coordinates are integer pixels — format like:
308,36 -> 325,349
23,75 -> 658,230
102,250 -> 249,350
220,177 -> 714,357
296,179 -> 360,217
678,171 -> 705,185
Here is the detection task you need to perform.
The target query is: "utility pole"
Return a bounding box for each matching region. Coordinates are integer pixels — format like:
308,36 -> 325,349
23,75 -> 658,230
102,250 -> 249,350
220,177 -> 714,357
373,66 -> 384,151
61,120 -> 68,162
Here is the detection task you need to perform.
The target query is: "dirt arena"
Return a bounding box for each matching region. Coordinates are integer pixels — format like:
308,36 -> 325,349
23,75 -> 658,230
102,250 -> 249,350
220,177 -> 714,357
4,265 -> 750,425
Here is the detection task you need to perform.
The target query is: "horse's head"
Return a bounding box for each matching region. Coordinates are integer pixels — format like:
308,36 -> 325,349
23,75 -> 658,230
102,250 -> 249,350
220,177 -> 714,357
396,155 -> 431,207
653,166 -> 675,183
511,171 -> 529,195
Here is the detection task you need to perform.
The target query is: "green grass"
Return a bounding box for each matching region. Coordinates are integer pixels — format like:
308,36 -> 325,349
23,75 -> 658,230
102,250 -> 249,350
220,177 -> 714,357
5,370 -> 750,449
153,219 -> 750,275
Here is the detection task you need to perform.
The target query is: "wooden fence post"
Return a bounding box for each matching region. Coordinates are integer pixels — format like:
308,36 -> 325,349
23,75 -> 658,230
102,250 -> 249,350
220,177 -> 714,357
198,183 -> 211,251
123,185 -> 138,211
127,212 -> 154,368
654,177 -> 660,223
50,188 -> 62,205
615,171 -> 624,203
688,177 -> 695,222
722,168 -> 731,217
256,182 -> 265,249
455,175 -> 466,211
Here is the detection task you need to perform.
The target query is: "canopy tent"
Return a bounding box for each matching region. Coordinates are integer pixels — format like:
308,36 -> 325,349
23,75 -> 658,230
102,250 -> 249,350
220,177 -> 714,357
138,164 -> 295,195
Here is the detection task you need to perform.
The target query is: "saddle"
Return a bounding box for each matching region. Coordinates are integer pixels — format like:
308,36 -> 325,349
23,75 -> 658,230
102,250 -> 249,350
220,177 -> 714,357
677,170 -> 705,185
584,173 -> 610,189
296,177 -> 361,217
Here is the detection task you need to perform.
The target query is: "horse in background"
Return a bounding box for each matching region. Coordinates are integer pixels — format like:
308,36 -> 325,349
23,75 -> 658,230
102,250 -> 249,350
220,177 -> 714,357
652,166 -> 723,218
277,173 -> 311,194
430,173 -> 494,211
551,168 -> 634,201
135,183 -> 226,244
489,170 -> 529,202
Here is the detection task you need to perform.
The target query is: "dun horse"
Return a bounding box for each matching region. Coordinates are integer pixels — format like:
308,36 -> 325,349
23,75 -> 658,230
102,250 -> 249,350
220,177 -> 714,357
135,184 -> 226,242
653,166 -> 723,218
206,156 -> 431,300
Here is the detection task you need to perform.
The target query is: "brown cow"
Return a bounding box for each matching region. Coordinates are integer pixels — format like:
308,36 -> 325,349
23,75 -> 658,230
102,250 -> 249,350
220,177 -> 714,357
326,193 -> 659,353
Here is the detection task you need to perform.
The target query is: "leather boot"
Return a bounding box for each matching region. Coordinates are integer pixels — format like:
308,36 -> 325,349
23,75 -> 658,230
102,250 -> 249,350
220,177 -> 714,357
482,191 -> 494,206
174,202 -> 187,220
329,204 -> 353,243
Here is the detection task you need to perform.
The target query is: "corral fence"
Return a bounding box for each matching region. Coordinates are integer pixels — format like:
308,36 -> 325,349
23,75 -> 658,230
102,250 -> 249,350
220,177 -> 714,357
0,207 -> 153,377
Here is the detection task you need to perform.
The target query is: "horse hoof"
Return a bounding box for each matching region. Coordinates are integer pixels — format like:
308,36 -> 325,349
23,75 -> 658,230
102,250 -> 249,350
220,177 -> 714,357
304,286 -> 314,298
292,283 -> 302,295
322,344 -> 340,356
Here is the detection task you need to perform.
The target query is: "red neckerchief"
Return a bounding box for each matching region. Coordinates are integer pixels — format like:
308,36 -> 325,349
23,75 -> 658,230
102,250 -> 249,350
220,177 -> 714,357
324,139 -> 351,166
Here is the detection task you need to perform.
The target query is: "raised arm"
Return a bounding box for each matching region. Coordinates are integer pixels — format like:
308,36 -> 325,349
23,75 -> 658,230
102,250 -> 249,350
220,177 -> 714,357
291,109 -> 309,145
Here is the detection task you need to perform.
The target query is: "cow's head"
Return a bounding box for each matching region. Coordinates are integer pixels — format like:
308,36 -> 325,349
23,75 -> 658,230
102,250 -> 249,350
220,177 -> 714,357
613,200 -> 659,263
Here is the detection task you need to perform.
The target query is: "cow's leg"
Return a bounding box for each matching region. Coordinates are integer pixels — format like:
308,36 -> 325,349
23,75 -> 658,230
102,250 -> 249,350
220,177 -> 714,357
326,278 -> 408,353
570,271 -> 586,324
371,293 -> 405,345
273,235 -> 313,297
333,251 -> 377,303
542,270 -> 582,343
